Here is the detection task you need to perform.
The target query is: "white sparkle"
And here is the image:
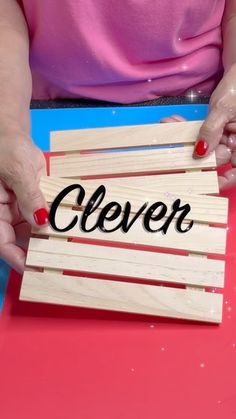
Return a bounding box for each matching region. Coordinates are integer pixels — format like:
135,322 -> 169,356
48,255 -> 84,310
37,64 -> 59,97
230,88 -> 236,94
161,347 -> 165,352
178,37 -> 182,41
217,400 -> 222,404
200,363 -> 205,368
131,368 -> 135,372
227,306 -> 232,312
232,343 -> 236,348
150,324 -> 155,329
112,110 -> 116,115
182,64 -> 188,71
147,78 -> 152,83
186,91 -> 198,102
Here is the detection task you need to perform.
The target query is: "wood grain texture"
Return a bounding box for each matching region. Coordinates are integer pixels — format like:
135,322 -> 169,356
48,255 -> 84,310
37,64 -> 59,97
34,208 -> 227,255
50,146 -> 216,178
41,176 -> 228,224
50,121 -> 203,152
42,171 -> 220,195
27,238 -> 225,288
20,271 -> 223,323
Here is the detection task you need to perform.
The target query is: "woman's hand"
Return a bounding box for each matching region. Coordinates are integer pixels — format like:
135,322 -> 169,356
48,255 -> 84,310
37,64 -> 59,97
0,131 -> 48,273
193,64 -> 236,189
161,65 -> 236,190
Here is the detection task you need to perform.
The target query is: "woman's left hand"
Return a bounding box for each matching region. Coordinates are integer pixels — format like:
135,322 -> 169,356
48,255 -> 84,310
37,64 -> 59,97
193,64 -> 236,189
162,64 -> 236,190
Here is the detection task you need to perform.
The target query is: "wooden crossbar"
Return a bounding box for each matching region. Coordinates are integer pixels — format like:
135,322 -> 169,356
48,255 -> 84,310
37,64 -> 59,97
20,121 -> 228,323
40,176 -> 228,224
50,146 -> 216,178
20,271 -> 223,323
50,121 -> 203,152
36,207 -> 227,255
42,171 -> 220,194
26,238 -> 224,288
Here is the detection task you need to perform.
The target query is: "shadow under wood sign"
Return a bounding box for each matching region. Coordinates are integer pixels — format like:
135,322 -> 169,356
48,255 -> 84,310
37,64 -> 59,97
20,121 -> 228,323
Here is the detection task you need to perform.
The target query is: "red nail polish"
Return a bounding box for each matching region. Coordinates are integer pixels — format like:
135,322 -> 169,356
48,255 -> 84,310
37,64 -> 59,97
34,208 -> 49,226
194,139 -> 208,157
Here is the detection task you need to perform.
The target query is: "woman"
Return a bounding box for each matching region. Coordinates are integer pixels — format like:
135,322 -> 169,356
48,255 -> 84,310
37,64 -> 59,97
0,0 -> 236,272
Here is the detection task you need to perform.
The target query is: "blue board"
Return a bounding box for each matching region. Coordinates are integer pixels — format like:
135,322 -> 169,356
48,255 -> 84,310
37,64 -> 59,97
0,104 -> 208,313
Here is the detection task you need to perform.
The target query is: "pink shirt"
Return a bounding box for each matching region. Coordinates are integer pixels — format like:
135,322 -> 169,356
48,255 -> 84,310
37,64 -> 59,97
19,0 -> 225,103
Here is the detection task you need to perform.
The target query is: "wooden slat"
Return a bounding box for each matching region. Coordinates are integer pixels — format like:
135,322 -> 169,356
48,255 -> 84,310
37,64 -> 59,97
41,176 -> 228,224
50,146 -> 216,178
27,238 -> 225,288
42,171 -> 220,195
50,121 -> 203,152
20,271 -> 223,323
35,208 -> 227,255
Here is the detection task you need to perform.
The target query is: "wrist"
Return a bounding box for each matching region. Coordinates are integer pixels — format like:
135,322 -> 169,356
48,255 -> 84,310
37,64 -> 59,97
224,62 -> 236,77
0,114 -> 30,141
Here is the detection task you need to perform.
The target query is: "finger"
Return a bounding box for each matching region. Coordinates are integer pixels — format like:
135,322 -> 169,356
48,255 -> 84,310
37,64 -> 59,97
0,181 -> 15,204
0,243 -> 26,274
193,108 -> 228,158
0,219 -> 26,273
215,144 -> 232,166
160,115 -> 186,123
230,150 -> 236,167
15,222 -> 31,250
218,159 -> 236,190
225,122 -> 236,133
6,161 -> 49,228
171,115 -> 187,122
221,134 -> 236,150
160,117 -> 177,123
0,202 -> 19,224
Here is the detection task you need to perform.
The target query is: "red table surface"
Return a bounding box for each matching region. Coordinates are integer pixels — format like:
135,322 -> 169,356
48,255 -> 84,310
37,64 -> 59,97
0,163 -> 236,419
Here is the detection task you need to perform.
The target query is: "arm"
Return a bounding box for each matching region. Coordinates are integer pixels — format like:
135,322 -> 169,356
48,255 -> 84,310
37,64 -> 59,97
193,0 -> 236,189
0,0 -> 48,273
0,0 -> 31,135
222,0 -> 236,71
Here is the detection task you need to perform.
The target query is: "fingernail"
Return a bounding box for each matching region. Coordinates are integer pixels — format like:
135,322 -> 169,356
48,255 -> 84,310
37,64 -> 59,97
34,208 -> 49,226
194,139 -> 208,157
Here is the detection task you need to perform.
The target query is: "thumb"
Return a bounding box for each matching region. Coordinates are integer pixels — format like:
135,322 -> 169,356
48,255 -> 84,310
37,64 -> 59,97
193,107 -> 228,158
10,172 -> 49,227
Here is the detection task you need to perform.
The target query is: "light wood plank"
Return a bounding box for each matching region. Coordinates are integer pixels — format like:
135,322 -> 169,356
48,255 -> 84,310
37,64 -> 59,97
20,271 -> 223,323
41,176 -> 228,224
35,208 -> 227,255
50,146 -> 216,178
42,171 -> 220,195
27,238 -> 225,288
50,121 -> 203,152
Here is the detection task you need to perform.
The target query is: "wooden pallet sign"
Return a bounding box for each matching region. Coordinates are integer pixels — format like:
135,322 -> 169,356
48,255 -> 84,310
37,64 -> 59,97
20,121 -> 228,323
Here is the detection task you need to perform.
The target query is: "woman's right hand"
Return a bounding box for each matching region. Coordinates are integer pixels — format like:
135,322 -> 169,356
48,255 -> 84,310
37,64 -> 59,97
0,131 -> 48,273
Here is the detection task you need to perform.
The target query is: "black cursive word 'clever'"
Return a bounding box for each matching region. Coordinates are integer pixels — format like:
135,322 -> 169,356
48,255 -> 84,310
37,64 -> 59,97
49,184 -> 194,234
